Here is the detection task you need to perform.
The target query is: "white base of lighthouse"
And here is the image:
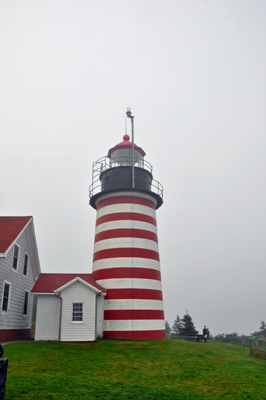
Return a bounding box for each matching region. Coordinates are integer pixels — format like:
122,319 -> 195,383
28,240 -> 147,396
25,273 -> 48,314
92,191 -> 165,340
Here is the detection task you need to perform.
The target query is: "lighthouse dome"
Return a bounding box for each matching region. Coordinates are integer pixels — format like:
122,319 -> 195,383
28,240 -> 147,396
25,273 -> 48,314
107,134 -> 145,169
107,134 -> 146,158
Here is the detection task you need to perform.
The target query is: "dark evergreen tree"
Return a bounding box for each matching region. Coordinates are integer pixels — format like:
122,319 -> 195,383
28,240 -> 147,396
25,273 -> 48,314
165,321 -> 171,334
251,320 -> 266,337
259,321 -> 266,336
178,310 -> 198,336
172,315 -> 181,335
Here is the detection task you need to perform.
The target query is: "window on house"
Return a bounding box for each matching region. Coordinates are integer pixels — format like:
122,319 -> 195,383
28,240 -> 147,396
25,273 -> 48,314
72,303 -> 83,322
2,282 -> 11,312
23,254 -> 29,276
12,245 -> 19,270
23,291 -> 29,315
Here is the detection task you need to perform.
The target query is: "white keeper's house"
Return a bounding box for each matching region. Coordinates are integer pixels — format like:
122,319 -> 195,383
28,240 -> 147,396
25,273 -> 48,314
0,216 -> 41,341
31,274 -> 106,342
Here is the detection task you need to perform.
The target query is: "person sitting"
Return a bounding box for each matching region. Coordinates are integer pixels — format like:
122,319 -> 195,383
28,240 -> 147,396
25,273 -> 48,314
203,326 -> 208,337
206,327 -> 210,338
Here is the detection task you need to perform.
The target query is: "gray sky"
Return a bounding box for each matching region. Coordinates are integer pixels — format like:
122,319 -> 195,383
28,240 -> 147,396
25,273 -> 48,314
1,0 -> 265,335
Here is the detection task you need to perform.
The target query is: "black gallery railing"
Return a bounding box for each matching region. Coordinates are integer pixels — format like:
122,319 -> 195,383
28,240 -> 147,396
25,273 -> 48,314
89,155 -> 163,199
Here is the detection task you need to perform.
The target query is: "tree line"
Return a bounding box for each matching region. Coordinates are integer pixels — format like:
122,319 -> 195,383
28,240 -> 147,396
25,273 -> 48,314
165,313 -> 266,339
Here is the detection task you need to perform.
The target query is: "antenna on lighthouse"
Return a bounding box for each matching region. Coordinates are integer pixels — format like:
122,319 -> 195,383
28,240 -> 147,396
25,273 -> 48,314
126,107 -> 135,188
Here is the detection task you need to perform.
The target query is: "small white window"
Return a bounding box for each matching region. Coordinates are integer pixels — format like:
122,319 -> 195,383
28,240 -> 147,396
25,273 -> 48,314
1,282 -> 11,313
72,303 -> 83,322
23,254 -> 29,276
23,290 -> 29,316
12,245 -> 19,270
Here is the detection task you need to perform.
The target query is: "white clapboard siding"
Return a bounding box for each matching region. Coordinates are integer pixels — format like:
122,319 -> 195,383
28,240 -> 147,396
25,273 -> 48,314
60,281 -> 96,342
35,295 -> 60,341
0,228 -> 36,331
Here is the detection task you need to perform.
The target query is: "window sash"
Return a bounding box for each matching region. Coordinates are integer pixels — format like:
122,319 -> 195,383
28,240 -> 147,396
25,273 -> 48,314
2,283 -> 10,312
23,291 -> 29,315
13,245 -> 19,270
72,303 -> 83,321
23,254 -> 28,276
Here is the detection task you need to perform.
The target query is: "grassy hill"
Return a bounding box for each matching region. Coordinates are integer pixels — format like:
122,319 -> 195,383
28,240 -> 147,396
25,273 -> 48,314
3,339 -> 266,399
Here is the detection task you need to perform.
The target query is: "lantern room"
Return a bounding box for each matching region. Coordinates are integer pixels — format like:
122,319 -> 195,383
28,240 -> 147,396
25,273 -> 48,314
89,134 -> 163,210
108,134 -> 145,169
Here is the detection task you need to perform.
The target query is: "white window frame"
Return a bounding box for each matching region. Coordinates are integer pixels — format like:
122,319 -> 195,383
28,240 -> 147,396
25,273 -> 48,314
1,281 -> 11,315
12,244 -> 20,271
23,253 -> 29,277
72,302 -> 83,323
23,290 -> 30,317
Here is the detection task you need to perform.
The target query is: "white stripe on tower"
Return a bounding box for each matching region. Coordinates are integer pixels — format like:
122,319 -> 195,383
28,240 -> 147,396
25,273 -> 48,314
105,299 -> 164,310
94,238 -> 159,253
93,258 -> 161,271
92,192 -> 165,340
95,220 -> 158,235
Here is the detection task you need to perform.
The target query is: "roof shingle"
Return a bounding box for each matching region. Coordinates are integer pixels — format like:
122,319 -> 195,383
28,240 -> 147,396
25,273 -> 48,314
0,216 -> 32,253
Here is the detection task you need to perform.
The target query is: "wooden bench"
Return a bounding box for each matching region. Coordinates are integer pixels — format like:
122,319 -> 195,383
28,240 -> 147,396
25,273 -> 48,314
195,334 -> 209,342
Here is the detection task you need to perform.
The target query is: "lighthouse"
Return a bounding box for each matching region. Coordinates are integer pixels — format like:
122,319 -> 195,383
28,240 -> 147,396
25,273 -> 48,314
89,109 -> 165,340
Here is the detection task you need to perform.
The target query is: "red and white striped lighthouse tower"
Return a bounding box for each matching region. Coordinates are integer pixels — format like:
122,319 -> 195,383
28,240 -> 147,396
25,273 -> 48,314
89,110 -> 165,340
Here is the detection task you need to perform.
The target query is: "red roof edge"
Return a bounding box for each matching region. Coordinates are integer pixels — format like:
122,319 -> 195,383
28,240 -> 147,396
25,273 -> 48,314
107,134 -> 146,158
31,273 -> 107,294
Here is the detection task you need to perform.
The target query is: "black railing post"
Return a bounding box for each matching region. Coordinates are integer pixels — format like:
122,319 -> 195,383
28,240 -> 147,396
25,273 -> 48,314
0,358 -> 8,400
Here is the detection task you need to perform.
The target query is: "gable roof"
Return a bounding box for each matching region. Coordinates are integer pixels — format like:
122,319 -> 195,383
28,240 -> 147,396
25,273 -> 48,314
0,216 -> 41,279
31,273 -> 107,294
56,276 -> 104,294
0,216 -> 32,253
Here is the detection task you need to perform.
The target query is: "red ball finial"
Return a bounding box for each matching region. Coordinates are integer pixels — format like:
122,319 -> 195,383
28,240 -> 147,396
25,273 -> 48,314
123,134 -> 130,142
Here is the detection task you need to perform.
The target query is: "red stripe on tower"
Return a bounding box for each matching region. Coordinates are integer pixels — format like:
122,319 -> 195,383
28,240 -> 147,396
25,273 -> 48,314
93,267 -> 161,281
89,128 -> 165,340
95,228 -> 158,243
96,212 -> 157,227
105,330 -> 166,340
93,248 -> 160,262
97,196 -> 156,210
104,309 -> 165,320
105,288 -> 163,300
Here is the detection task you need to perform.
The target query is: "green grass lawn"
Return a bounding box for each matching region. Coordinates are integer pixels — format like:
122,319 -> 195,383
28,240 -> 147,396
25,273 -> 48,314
2,339 -> 266,399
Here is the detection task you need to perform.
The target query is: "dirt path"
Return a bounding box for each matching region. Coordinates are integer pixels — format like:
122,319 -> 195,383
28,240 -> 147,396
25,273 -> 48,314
2,339 -> 33,345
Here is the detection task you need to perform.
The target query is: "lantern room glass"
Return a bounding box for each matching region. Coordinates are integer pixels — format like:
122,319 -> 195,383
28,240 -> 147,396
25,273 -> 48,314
110,148 -> 144,168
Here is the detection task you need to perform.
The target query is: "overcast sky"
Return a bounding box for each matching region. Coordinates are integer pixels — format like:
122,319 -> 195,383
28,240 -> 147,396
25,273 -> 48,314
1,0 -> 266,335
